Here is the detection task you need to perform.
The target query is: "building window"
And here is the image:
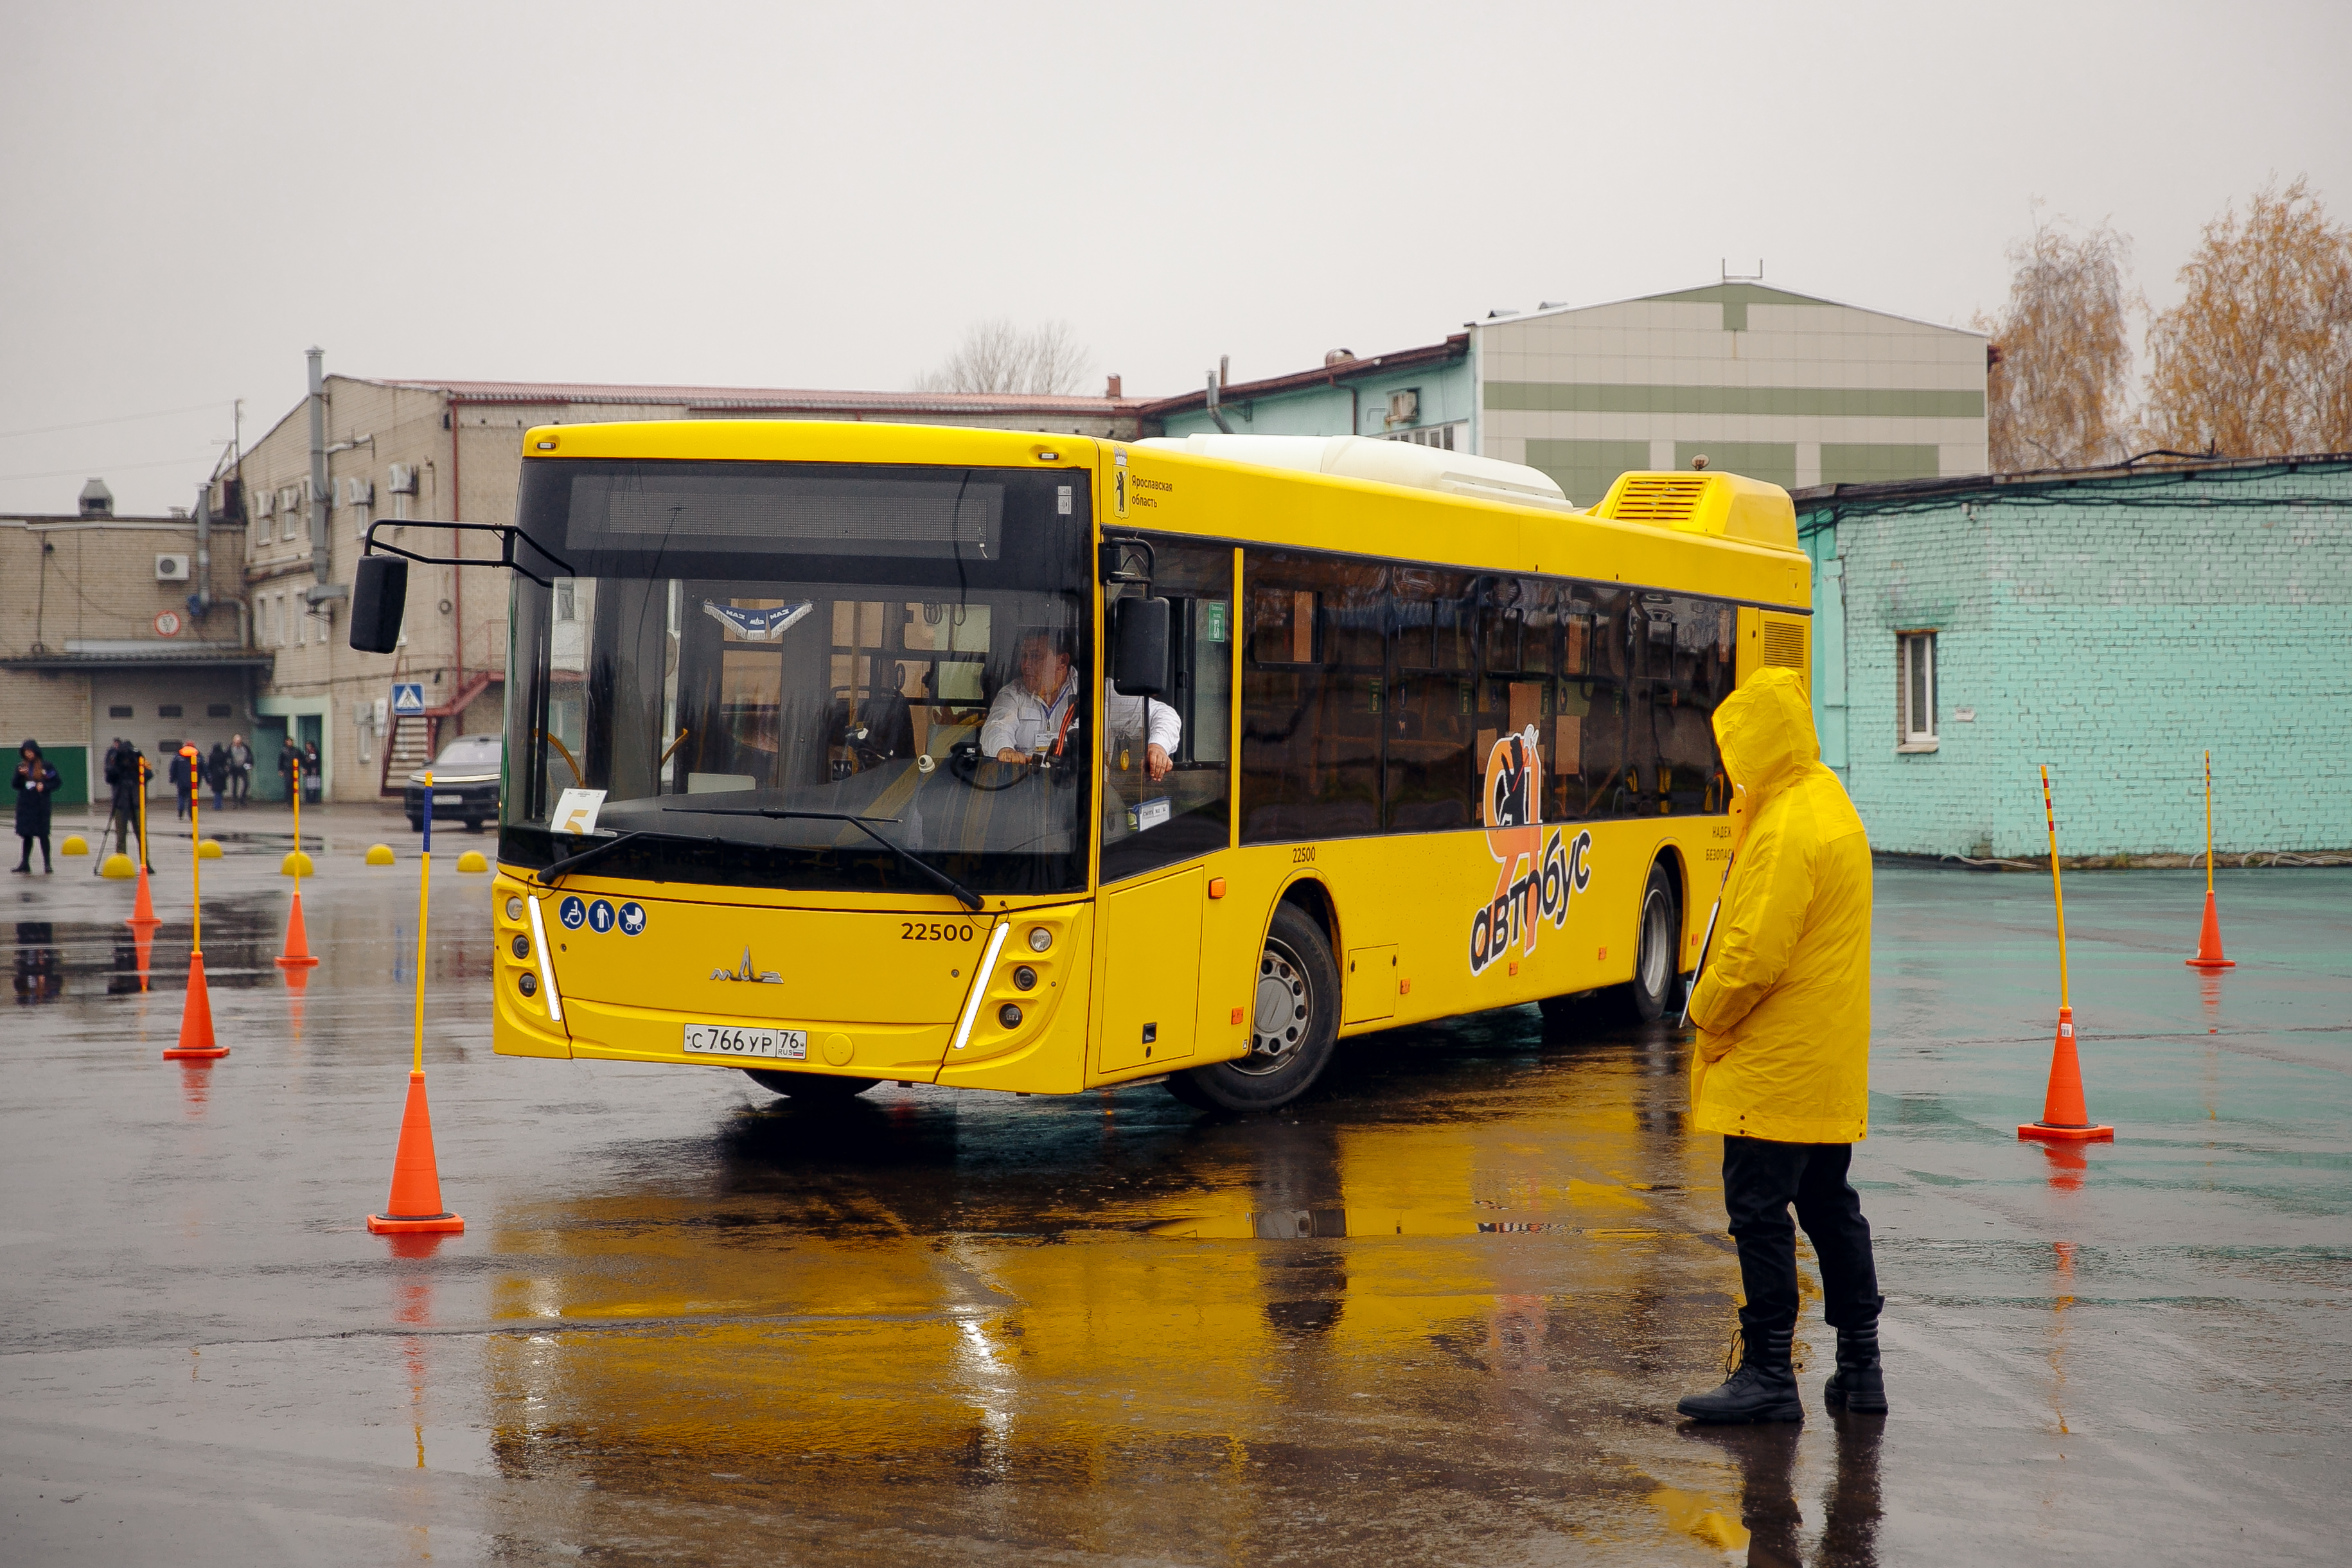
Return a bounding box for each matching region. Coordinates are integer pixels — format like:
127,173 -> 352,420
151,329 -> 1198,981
109,705 -> 134,719
208,704 -> 232,718
159,705 -> 183,719
1897,632 -> 1937,750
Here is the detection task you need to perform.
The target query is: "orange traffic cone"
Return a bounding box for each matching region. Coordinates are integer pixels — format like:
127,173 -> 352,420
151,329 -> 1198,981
126,863 -> 162,931
2186,890 -> 2234,969
366,1071 -> 465,1234
275,888 -> 321,968
2018,1005 -> 2112,1141
163,951 -> 229,1059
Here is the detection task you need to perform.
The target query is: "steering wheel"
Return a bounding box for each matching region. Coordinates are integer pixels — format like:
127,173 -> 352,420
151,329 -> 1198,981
946,739 -> 1038,793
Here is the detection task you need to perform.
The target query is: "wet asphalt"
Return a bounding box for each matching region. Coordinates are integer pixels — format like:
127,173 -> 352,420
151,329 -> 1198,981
3,809 -> 2348,1565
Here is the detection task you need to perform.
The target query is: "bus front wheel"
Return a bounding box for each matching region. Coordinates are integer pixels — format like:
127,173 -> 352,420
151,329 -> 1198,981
744,1069 -> 881,1101
1165,903 -> 1340,1113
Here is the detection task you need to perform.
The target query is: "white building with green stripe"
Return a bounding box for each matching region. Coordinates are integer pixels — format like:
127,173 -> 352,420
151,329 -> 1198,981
1147,282 -> 1988,509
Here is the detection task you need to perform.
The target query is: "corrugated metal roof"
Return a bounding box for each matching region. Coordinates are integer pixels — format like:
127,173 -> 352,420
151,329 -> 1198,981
364,378 -> 1142,414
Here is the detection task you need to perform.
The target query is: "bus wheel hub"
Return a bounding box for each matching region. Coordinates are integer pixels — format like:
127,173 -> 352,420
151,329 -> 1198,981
1253,953 -> 1307,1058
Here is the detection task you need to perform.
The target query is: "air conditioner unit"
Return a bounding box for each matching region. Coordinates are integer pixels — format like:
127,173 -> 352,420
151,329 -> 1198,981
256,488 -> 276,517
387,462 -> 419,496
1385,389 -> 1420,428
343,477 -> 375,507
155,553 -> 190,581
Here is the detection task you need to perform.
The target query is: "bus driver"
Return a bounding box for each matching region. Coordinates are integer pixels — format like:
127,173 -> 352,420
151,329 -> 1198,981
980,626 -> 1178,780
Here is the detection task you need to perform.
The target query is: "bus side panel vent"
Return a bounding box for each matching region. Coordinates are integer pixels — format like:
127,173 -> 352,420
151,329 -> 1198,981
1760,614 -> 1808,680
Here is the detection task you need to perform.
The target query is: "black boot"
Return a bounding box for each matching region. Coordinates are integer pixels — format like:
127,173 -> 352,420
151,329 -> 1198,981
1824,1322 -> 1888,1414
1679,1325 -> 1803,1424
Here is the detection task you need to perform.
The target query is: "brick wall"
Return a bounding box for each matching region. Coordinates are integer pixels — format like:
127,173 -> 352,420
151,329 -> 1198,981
1809,461 -> 2352,856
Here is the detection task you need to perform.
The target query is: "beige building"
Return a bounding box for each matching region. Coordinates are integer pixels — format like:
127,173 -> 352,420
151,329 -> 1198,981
222,366 -> 1147,802
0,480 -> 261,807
1151,281 -> 1991,510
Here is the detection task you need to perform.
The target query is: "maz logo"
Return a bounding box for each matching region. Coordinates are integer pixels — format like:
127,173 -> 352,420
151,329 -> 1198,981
711,947 -> 783,984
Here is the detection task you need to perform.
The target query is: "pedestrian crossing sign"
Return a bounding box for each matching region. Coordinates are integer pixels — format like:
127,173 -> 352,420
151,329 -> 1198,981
391,682 -> 426,716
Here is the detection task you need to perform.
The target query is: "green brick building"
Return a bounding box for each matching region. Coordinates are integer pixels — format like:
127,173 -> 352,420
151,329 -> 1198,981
1794,454 -> 2352,858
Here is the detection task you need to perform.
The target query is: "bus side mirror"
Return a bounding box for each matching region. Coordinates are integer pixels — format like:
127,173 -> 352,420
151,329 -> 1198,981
349,555 -> 407,653
1111,595 -> 1171,696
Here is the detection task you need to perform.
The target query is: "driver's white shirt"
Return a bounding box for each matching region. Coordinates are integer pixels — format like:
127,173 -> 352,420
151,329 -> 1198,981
978,671 -> 1180,758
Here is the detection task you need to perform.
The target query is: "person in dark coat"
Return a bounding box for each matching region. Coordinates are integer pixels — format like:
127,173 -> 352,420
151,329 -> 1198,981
228,734 -> 252,807
168,746 -> 194,820
206,743 -> 229,811
302,739 -> 323,803
98,739 -> 146,869
12,739 -> 60,874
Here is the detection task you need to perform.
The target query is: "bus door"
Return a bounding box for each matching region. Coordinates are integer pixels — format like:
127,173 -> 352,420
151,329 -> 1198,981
1096,536 -> 1235,1073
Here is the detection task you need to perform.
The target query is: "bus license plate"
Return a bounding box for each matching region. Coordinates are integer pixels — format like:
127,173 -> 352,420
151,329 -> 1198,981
432,793 -> 464,806
682,1024 -> 807,1060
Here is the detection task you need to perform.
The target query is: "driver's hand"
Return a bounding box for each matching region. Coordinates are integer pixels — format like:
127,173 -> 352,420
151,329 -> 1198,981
994,748 -> 1030,766
1145,743 -> 1172,782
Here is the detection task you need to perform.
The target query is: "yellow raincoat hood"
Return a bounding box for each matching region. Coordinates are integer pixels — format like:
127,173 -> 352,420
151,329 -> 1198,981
1686,668 -> 1874,1143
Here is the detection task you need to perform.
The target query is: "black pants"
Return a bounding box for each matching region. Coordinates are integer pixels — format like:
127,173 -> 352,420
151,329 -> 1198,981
1722,1136 -> 1882,1334
15,833 -> 48,870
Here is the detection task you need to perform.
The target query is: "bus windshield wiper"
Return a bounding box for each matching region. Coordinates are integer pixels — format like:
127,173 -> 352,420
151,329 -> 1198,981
665,806 -> 984,912
540,829 -> 727,885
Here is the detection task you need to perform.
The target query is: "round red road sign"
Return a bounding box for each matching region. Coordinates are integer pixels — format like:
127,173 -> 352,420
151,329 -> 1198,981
154,610 -> 182,637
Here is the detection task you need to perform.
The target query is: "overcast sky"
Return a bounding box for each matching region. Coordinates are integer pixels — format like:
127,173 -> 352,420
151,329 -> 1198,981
3,0 -> 2346,515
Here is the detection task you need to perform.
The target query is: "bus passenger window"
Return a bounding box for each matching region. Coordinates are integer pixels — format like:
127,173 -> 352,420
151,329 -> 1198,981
1241,550 -> 1383,843
1386,567 -> 1477,831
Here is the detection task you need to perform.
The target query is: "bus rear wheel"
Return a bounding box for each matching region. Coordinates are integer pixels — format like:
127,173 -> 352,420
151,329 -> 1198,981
1164,903 -> 1340,1113
744,1069 -> 881,1101
1605,859 -> 1681,1024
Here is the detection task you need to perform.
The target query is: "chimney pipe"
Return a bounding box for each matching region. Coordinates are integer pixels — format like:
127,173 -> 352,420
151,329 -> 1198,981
308,347 -> 330,585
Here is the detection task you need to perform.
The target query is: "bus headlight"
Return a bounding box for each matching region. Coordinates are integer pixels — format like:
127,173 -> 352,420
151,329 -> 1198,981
998,1003 -> 1023,1028
1027,927 -> 1052,952
1012,965 -> 1037,991
511,934 -> 531,960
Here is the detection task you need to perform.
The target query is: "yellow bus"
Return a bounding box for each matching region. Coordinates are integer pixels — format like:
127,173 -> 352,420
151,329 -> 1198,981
350,422 -> 1810,1111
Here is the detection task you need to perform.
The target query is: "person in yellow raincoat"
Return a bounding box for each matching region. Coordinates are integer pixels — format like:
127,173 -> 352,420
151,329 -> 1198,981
1676,667 -> 1886,1423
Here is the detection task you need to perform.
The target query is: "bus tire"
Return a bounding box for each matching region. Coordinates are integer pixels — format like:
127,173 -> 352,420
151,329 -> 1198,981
743,1069 -> 880,1100
1601,859 -> 1681,1025
1163,903 -> 1340,1113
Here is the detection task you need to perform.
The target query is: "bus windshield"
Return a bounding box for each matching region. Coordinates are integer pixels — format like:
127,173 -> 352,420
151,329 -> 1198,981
502,458 -> 1093,897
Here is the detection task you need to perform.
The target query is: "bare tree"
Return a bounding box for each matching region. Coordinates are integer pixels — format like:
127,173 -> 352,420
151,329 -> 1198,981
917,318 -> 1092,395
1977,212 -> 2135,471
2140,177 -> 2352,459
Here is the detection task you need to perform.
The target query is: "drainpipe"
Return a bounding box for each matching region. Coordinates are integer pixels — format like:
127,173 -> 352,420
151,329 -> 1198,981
189,486 -> 213,622
448,393 -> 465,696
307,348 -> 330,587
